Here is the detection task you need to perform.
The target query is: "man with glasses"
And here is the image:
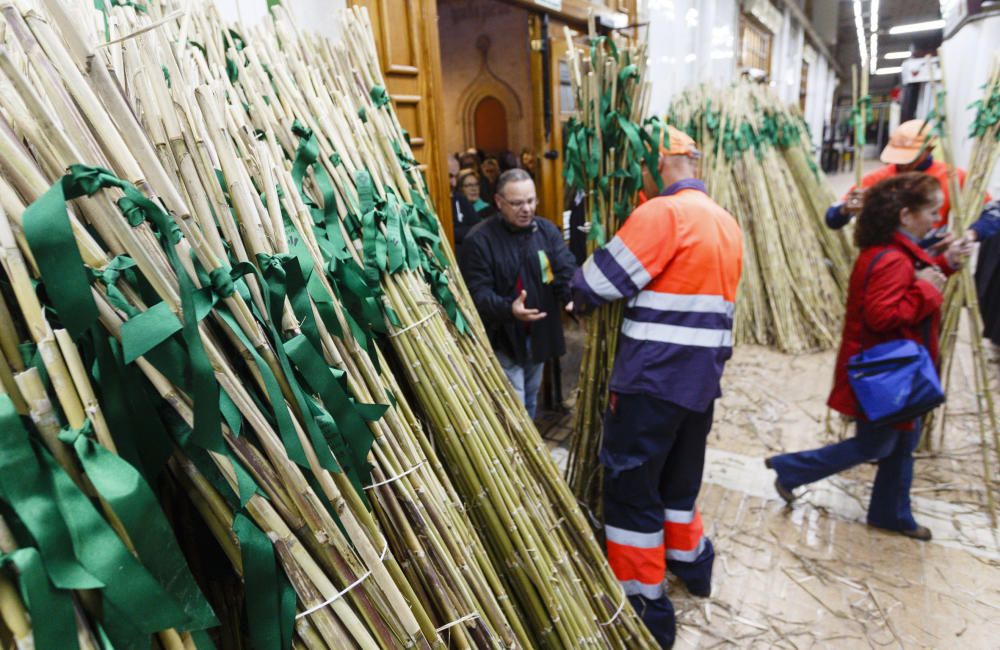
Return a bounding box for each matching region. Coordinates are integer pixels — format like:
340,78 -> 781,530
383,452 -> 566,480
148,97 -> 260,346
459,169 -> 577,418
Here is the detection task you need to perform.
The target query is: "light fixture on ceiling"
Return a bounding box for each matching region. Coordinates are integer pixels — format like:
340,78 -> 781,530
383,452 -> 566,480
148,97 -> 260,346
853,0 -> 868,67
888,19 -> 945,35
884,51 -> 911,60
869,33 -> 879,74
874,66 -> 903,75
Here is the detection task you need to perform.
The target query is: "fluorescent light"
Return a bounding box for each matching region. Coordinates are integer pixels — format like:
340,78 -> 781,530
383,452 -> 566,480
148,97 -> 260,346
869,33 -> 879,74
853,0 -> 868,67
874,66 -> 903,75
888,19 -> 945,35
870,0 -> 880,32
884,51 -> 911,60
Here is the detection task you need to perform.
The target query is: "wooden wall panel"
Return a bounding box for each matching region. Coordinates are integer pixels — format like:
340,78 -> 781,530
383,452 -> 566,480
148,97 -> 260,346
352,0 -> 452,242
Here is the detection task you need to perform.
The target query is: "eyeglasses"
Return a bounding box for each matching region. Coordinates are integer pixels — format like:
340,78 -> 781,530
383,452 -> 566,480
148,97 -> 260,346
461,181 -> 479,189
498,195 -> 537,210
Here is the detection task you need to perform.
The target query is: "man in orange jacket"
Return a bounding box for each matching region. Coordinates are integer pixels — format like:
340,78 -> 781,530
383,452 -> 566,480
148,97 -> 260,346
571,127 -> 743,647
827,119 -> 970,245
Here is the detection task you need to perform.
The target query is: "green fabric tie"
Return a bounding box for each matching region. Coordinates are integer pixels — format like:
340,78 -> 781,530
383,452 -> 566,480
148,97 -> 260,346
1,547 -> 78,650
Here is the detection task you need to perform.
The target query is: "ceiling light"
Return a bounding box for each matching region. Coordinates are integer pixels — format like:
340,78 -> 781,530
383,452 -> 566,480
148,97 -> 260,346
870,0 -> 880,32
884,51 -> 910,60
874,66 -> 903,75
853,0 -> 868,67
869,33 -> 878,74
888,19 -> 945,35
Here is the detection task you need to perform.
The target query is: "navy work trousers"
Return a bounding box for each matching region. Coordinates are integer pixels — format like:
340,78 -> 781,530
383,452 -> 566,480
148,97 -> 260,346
768,419 -> 922,531
601,392 -> 717,648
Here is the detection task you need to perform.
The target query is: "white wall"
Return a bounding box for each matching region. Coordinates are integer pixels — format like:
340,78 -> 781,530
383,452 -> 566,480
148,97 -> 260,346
214,0 -> 346,42
645,0 -> 740,117
644,0 -> 836,154
940,15 -> 1000,198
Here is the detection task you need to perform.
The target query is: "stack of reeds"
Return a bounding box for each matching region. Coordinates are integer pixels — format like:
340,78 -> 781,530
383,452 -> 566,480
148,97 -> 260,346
0,0 -> 654,647
669,82 -> 853,353
560,24 -> 654,519
923,57 -> 1000,523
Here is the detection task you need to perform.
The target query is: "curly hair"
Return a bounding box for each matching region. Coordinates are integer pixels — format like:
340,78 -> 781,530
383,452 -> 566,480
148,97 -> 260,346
854,172 -> 941,248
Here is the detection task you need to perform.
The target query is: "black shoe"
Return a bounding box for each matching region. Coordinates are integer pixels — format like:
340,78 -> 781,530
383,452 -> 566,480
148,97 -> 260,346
869,523 -> 932,541
684,579 -> 711,598
764,458 -> 796,505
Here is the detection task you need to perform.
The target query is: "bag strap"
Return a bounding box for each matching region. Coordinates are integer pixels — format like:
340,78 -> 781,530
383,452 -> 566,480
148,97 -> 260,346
857,246 -> 932,350
857,248 -> 893,350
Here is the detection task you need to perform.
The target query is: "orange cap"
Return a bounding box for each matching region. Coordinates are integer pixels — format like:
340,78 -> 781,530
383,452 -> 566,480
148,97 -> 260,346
655,125 -> 700,158
880,119 -> 935,165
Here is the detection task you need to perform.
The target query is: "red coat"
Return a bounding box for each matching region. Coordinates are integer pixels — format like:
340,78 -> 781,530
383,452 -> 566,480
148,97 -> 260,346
827,232 -> 955,425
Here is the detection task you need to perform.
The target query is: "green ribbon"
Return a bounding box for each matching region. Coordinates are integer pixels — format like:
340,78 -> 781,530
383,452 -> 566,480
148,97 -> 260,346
232,513 -> 295,650
0,396 -> 103,590
1,547 -> 78,650
59,421 -> 218,631
370,85 -> 391,108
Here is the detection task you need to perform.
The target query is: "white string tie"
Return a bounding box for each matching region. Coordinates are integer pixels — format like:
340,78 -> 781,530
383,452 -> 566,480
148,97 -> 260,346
600,592 -> 627,627
435,611 -> 480,633
295,542 -> 389,620
388,311 -> 437,338
363,461 -> 426,490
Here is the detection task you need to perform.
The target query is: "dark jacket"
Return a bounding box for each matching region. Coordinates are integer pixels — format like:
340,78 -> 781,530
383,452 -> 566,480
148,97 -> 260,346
828,232 -> 955,428
452,193 -> 492,251
459,215 -> 576,364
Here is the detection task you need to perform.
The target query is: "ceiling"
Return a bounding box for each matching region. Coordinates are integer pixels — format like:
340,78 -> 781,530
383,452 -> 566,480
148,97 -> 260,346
833,0 -> 944,97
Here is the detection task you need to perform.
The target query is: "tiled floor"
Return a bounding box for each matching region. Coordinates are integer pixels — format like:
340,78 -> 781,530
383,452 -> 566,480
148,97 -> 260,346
537,322 -> 1000,648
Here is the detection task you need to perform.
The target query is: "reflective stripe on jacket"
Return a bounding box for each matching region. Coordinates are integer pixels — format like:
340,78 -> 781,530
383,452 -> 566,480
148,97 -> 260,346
571,179 -> 743,411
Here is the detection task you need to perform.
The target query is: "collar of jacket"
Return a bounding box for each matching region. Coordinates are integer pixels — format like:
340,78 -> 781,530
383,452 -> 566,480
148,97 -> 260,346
660,178 -> 708,197
500,215 -> 537,234
893,155 -> 934,173
889,230 -> 938,267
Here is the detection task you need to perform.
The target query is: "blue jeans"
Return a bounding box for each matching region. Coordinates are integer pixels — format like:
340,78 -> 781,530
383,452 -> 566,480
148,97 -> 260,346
769,419 -> 922,531
496,351 -> 544,418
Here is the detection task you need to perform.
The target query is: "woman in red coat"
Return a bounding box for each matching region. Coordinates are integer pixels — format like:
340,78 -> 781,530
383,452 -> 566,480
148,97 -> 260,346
765,173 -> 972,541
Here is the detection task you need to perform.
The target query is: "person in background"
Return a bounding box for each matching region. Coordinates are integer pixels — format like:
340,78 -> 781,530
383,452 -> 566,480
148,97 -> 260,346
970,200 -> 1000,345
459,169 -> 576,418
500,150 -> 519,172
480,156 -> 501,204
520,148 -> 537,179
447,154 -> 460,191
826,120 -> 971,247
570,126 -> 743,648
767,173 -> 973,542
458,151 -> 481,177
453,169 -> 491,253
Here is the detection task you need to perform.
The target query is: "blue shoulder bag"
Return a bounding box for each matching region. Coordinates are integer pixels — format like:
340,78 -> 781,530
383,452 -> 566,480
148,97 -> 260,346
847,250 -> 945,425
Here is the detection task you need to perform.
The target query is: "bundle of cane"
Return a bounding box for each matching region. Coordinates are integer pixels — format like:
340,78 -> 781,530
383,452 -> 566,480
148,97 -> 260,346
668,82 -> 848,352
921,58 -> 1000,525
2,0 -> 656,646
0,0 -> 528,647
283,9 -> 655,646
559,24 -> 655,521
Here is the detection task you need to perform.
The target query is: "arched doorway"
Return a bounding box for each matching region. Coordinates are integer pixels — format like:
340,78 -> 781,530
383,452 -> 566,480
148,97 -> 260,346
473,96 -> 509,154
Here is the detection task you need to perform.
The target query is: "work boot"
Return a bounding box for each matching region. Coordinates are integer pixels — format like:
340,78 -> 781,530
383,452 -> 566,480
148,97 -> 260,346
627,593 -> 676,648
764,458 -> 796,505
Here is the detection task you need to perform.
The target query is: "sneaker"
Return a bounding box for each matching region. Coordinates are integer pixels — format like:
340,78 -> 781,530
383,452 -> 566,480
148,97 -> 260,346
764,458 -> 796,505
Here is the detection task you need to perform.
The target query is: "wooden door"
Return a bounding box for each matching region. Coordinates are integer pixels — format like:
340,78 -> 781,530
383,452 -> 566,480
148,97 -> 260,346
351,0 -> 452,242
529,14 -> 573,230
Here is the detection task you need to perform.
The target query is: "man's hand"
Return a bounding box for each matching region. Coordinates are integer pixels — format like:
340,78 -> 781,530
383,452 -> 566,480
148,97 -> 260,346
926,232 -> 955,257
915,266 -> 946,292
512,290 -> 547,322
944,235 -> 976,269
565,301 -> 574,313
843,188 -> 865,216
